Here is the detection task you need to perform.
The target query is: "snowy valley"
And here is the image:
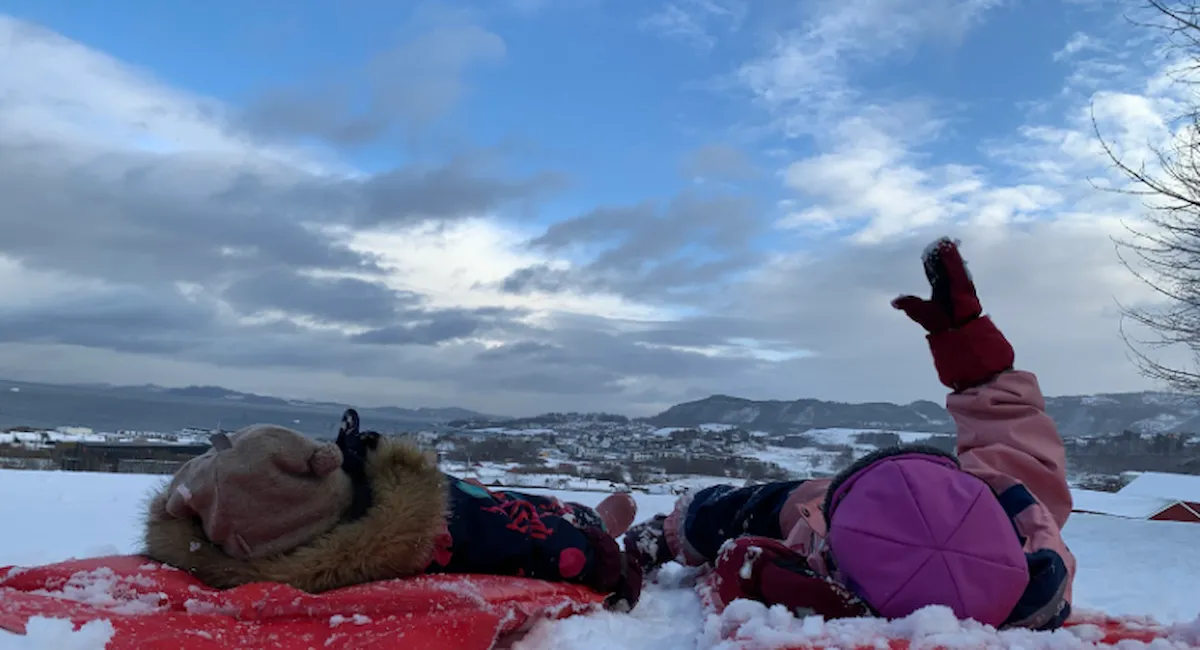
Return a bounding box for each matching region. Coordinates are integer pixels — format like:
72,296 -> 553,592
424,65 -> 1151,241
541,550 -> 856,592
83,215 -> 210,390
3,382 -> 1200,648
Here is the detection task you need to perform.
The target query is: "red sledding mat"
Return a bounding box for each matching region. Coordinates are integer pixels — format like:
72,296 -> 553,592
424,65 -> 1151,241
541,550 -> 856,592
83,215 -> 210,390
0,555 -> 605,649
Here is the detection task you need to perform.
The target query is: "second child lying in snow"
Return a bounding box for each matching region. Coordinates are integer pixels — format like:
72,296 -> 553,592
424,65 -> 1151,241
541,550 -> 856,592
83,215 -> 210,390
624,238 -> 1075,631
141,409 -> 643,611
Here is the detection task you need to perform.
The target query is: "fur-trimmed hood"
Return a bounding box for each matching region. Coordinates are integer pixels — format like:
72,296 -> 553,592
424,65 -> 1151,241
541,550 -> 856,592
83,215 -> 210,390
142,438 -> 448,593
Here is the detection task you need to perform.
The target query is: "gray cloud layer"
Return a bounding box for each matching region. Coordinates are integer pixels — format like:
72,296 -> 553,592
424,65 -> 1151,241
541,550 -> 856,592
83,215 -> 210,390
0,5 -> 1182,417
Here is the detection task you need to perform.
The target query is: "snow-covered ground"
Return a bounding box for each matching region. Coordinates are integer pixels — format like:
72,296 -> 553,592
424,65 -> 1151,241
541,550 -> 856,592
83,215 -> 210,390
1,469 -> 1198,649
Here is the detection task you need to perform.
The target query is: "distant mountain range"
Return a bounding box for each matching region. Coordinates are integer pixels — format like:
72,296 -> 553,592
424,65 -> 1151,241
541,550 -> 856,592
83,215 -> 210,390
0,379 -> 490,438
643,392 -> 1200,437
2,377 -> 1199,439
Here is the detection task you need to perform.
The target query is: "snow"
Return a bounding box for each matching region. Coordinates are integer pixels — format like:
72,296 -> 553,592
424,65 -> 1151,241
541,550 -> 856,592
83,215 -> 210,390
698,423 -> 739,433
329,613 -> 371,627
473,427 -> 558,436
692,601 -> 1200,650
26,566 -> 169,614
1,469 -> 1198,649
651,423 -> 749,437
1066,513 -> 1200,625
0,618 -> 114,649
1119,472 -> 1200,503
0,430 -> 108,446
1130,413 -> 1190,434
1070,488 -> 1177,519
801,428 -> 946,446
749,446 -> 841,476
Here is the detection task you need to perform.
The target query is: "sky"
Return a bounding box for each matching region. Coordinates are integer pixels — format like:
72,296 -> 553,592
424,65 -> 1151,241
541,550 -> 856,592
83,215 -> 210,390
0,0 -> 1195,417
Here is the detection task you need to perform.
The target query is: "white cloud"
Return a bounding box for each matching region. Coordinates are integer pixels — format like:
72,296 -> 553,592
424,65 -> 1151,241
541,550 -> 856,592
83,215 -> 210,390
1,3 -> 1198,414
1053,32 -> 1099,61
724,0 -> 1200,399
0,12 -> 667,332
346,219 -> 674,322
640,0 -> 747,50
736,0 -> 1002,135
778,119 -> 982,241
0,12 -> 726,415
0,16 -> 345,174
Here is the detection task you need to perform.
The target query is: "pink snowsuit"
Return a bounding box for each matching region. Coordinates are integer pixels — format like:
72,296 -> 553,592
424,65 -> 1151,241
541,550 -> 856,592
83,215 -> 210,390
665,370 -> 1075,629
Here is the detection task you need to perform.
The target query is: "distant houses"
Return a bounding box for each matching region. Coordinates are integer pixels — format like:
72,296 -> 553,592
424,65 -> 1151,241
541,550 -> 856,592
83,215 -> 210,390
1072,471 -> 1200,524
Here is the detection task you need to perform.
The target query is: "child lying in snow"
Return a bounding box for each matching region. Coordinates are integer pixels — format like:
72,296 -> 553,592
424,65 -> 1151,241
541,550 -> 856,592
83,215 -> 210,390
625,237 -> 1075,631
141,409 -> 643,611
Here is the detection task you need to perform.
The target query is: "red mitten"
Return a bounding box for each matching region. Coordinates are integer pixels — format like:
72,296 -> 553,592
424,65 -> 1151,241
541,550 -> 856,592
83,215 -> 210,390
712,537 -> 873,619
892,237 -> 1014,391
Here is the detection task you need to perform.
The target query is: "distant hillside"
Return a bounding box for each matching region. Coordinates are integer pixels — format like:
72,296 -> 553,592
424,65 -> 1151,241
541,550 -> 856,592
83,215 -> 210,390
0,379 -> 492,437
644,391 -> 1200,437
7,375 -> 1200,440
643,395 -> 954,434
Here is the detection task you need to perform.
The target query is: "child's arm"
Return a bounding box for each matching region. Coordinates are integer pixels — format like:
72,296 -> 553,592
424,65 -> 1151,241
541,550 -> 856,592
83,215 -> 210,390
948,370 -> 1072,528
893,237 -> 1071,527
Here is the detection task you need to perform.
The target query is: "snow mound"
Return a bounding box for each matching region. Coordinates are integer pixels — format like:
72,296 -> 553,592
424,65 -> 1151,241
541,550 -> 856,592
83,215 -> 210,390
28,566 -> 169,615
705,601 -> 1200,649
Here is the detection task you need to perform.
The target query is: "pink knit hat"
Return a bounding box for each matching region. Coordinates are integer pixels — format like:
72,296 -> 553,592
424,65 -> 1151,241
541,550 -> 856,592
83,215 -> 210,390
163,424 -> 353,559
823,448 -> 1030,627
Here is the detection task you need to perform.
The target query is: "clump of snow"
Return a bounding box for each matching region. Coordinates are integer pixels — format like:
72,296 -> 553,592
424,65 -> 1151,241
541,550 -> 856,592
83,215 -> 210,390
182,598 -> 240,616
1171,616 -> 1200,645
1,618 -> 115,650
739,546 -> 761,580
329,614 -> 371,627
701,601 -> 1198,650
27,567 -> 168,615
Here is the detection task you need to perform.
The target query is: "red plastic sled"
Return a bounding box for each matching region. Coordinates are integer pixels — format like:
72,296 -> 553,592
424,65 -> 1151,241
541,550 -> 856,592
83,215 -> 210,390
0,555 -> 605,649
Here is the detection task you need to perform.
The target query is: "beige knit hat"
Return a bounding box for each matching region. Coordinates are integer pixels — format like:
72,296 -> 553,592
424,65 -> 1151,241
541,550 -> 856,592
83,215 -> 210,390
163,424 -> 354,559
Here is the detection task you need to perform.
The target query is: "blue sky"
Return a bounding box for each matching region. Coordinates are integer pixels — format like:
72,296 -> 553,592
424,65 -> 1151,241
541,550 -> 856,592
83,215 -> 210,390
1,0 -> 1116,232
0,0 -> 1189,414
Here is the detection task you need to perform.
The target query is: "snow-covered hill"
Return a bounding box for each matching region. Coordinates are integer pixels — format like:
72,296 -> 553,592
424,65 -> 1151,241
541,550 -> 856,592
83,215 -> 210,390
1,469 -> 1197,649
644,391 -> 1200,437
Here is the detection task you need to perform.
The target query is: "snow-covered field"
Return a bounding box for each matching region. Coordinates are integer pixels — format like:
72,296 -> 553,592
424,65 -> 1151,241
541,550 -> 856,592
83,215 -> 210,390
1,469 -> 1198,649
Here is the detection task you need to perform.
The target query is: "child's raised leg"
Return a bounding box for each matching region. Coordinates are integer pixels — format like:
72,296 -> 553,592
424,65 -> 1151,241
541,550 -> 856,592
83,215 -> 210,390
629,480 -> 803,569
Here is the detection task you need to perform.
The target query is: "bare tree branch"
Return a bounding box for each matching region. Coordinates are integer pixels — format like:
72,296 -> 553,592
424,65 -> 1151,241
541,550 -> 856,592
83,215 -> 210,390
1101,1 -> 1200,393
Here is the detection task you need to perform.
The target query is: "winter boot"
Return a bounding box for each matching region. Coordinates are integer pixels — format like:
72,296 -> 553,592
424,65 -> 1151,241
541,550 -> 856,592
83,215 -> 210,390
595,493 -> 637,537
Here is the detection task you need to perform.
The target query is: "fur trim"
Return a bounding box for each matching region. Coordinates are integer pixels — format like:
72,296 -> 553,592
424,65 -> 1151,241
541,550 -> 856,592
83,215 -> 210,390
142,438 -> 448,593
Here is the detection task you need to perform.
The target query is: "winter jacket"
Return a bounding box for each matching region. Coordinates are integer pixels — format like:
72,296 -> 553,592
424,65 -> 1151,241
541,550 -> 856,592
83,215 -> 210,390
666,369 -> 1075,629
143,438 -> 448,593
143,438 -> 620,595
